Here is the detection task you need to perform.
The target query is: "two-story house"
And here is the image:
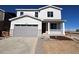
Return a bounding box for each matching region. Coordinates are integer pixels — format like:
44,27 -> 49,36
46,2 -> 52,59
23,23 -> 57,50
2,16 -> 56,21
9,5 -> 66,37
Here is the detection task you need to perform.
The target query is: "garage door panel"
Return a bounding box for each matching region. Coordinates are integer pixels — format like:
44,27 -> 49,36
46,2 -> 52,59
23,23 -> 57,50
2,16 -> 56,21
13,25 -> 38,37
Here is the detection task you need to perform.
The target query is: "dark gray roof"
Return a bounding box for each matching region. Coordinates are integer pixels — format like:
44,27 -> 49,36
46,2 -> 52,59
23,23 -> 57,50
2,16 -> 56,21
16,5 -> 62,11
9,15 -> 42,21
43,19 -> 66,22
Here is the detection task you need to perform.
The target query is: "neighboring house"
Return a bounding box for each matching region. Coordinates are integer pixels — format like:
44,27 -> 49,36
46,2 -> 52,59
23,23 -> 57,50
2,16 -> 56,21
3,12 -> 16,31
0,9 -> 5,21
9,5 -> 66,37
0,9 -> 16,37
0,9 -> 5,36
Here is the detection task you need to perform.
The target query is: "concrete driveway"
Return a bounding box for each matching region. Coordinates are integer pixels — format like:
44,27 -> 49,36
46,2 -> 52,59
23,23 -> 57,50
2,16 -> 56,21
0,37 -> 38,54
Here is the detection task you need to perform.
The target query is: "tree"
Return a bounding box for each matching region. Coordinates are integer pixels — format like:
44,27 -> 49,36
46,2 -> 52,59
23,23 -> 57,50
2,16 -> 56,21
76,29 -> 79,32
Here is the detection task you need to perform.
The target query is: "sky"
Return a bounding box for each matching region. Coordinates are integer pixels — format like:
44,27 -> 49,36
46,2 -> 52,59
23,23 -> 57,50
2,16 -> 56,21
0,5 -> 79,31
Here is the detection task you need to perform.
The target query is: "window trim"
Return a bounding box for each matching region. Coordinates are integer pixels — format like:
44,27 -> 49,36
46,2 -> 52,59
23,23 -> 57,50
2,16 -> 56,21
47,11 -> 53,17
20,12 -> 24,15
50,23 -> 57,29
35,12 -> 38,17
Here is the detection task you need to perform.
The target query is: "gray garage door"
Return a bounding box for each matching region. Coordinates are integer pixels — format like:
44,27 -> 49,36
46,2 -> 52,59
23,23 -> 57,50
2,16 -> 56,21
13,24 -> 38,37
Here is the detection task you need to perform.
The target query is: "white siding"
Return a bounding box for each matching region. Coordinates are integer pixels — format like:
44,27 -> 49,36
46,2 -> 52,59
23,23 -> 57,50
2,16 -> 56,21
17,11 -> 38,17
39,8 -> 61,20
10,17 -> 41,30
10,17 -> 42,36
16,7 -> 61,21
50,30 -> 64,36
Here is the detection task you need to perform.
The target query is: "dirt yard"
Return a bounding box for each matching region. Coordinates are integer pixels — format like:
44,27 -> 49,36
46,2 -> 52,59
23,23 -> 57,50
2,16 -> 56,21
35,38 -> 79,54
43,39 -> 79,53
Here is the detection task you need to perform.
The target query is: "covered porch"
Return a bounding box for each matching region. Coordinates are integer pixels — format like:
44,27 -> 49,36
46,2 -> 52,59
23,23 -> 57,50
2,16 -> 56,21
42,19 -> 65,36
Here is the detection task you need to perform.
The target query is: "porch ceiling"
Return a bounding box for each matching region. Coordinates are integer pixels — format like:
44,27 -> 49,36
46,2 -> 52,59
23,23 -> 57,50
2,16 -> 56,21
43,19 -> 66,23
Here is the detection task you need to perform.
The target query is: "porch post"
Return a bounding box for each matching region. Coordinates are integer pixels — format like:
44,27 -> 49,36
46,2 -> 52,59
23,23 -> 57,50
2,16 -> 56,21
48,22 -> 50,34
62,22 -> 65,35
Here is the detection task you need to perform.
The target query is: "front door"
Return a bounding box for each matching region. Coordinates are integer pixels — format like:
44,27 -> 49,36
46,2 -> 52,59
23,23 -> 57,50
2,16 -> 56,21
42,22 -> 47,33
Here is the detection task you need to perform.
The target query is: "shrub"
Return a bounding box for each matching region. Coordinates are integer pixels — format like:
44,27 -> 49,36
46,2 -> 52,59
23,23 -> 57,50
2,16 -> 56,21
76,29 -> 79,32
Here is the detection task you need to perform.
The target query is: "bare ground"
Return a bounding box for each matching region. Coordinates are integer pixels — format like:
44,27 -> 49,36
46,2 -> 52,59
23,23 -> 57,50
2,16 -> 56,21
43,39 -> 79,53
35,38 -> 79,54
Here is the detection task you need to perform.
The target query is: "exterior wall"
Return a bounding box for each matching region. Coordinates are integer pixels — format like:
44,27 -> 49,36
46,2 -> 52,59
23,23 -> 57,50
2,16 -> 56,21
57,23 -> 61,29
0,11 -> 5,21
48,22 -> 65,36
10,29 -> 13,36
49,30 -> 64,36
16,7 -> 61,21
39,8 -> 61,20
17,11 -> 39,17
10,17 -> 42,36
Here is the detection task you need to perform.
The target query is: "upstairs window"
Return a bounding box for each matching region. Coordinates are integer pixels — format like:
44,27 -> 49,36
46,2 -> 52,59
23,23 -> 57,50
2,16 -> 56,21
20,12 -> 23,15
35,12 -> 38,17
47,12 -> 53,17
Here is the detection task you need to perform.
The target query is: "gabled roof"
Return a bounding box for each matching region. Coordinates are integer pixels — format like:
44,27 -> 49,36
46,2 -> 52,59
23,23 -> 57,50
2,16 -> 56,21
0,9 -> 5,12
16,9 -> 39,11
9,15 -> 42,21
39,5 -> 62,10
16,5 -> 62,11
